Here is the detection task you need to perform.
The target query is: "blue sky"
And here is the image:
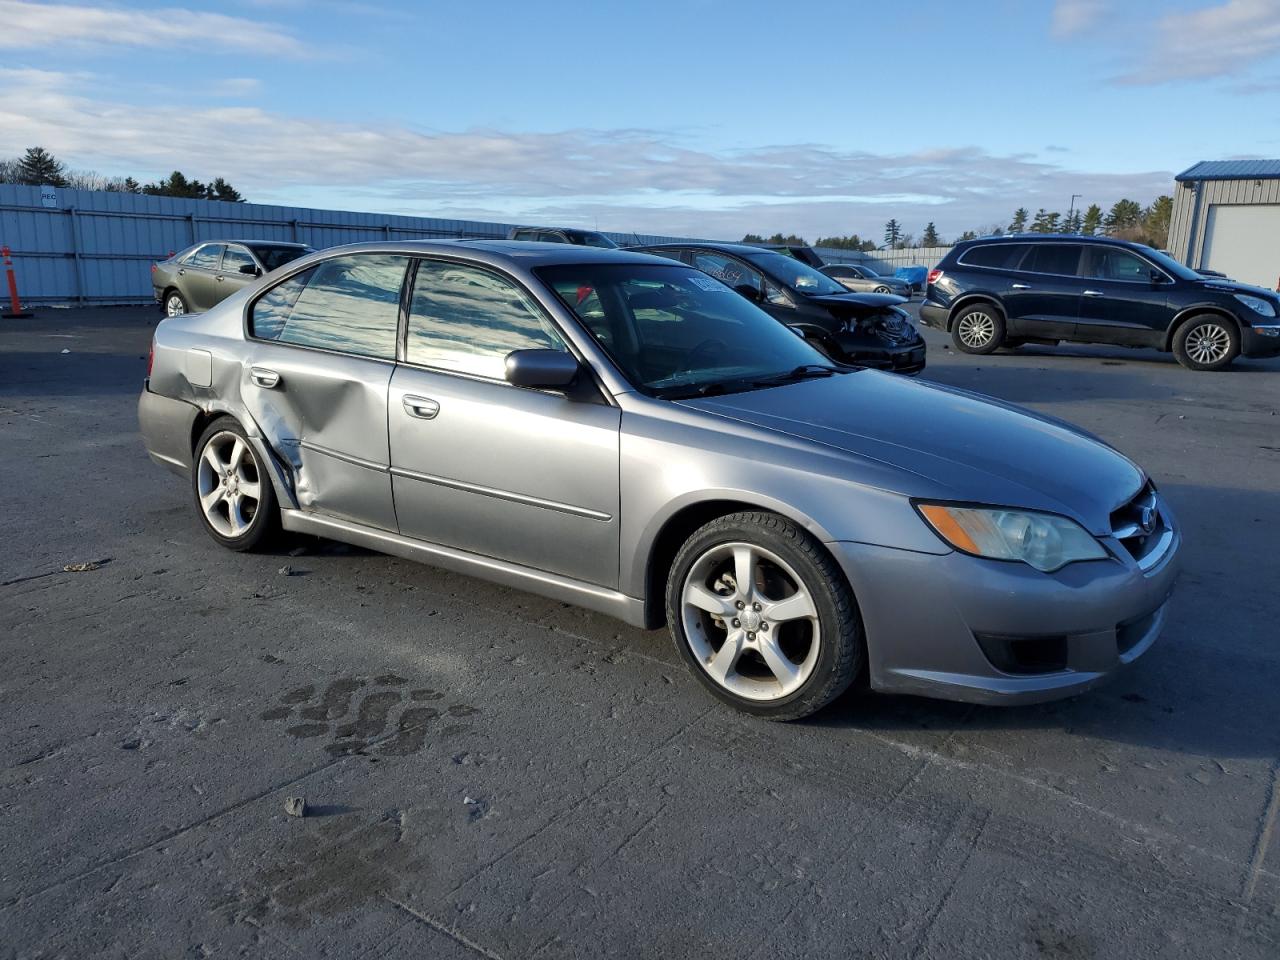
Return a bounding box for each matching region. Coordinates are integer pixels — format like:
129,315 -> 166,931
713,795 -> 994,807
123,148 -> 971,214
2,0 -> 1279,241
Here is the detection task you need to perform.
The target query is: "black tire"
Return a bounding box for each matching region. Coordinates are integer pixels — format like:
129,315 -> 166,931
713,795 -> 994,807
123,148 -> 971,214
163,288 -> 189,318
1171,314 -> 1239,371
951,302 -> 1005,354
665,511 -> 863,721
191,417 -> 279,552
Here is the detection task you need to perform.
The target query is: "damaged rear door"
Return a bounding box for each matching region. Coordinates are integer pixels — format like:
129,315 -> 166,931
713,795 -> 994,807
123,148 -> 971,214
242,253 -> 411,531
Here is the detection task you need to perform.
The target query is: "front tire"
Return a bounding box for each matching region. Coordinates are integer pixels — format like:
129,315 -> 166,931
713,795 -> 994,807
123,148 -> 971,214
1172,315 -> 1239,371
951,303 -> 1005,354
666,512 -> 863,721
192,417 -> 278,552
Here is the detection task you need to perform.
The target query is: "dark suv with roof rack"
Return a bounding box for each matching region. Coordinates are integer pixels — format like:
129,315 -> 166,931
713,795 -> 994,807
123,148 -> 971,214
920,235 -> 1280,371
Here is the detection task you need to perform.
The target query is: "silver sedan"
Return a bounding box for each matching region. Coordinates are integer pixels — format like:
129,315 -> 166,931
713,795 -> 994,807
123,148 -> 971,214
139,240 -> 1179,720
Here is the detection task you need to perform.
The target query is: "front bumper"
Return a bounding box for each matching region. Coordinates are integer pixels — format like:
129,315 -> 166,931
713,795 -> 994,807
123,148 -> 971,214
828,516 -> 1180,705
1242,324 -> 1280,358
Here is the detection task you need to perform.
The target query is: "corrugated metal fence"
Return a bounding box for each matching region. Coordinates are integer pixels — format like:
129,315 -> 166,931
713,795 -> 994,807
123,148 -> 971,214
0,184 -> 696,305
0,183 -> 951,304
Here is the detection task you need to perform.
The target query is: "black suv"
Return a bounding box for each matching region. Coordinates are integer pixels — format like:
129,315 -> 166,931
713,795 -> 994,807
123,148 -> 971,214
920,235 -> 1280,371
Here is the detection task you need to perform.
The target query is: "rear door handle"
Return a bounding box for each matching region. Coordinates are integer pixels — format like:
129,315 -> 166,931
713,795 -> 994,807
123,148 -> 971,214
1082,289 -> 1105,297
1011,283 -> 1031,290
215,275 -> 225,282
250,367 -> 281,388
402,395 -> 440,420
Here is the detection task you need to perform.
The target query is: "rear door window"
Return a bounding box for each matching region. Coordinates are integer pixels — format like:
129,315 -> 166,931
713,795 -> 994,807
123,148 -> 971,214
1020,244 -> 1084,277
958,244 -> 1030,269
185,244 -> 224,271
249,253 -> 408,360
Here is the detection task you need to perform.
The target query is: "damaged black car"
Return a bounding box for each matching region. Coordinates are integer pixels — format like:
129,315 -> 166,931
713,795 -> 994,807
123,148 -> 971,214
634,242 -> 926,374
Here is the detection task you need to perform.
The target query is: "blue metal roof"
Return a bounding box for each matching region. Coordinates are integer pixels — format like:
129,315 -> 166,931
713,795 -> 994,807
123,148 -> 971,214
1175,159 -> 1280,182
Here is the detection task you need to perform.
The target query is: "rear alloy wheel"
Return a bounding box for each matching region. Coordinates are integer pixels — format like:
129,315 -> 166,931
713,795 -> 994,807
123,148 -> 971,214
666,512 -> 862,721
192,418 -> 278,551
951,303 -> 1005,354
1173,316 -> 1239,371
164,290 -> 189,317
874,285 -> 891,294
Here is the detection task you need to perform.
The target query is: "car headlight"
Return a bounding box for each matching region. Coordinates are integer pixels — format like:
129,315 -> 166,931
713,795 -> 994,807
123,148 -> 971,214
1234,294 -> 1277,318
915,503 -> 1107,572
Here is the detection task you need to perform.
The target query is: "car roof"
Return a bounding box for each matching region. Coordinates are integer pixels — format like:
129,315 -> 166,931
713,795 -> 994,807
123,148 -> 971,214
200,239 -> 310,249
954,233 -> 1151,251
291,238 -> 678,267
638,241 -> 787,258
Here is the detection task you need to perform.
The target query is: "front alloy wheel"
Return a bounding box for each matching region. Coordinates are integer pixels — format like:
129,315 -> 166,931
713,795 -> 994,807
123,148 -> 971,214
1173,316 -> 1239,371
667,512 -> 863,720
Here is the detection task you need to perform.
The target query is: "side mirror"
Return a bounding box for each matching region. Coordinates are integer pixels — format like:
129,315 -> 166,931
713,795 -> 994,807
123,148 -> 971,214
1150,270 -> 1169,285
504,349 -> 581,389
732,282 -> 763,303
239,263 -> 261,276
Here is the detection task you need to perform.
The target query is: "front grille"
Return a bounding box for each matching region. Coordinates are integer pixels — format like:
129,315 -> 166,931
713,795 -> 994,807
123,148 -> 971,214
1109,483 -> 1173,571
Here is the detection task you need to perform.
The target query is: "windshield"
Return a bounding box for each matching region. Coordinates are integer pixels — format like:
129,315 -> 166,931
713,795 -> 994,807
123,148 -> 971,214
1135,244 -> 1201,282
537,263 -> 836,398
251,245 -> 312,272
569,231 -> 619,249
746,252 -> 848,296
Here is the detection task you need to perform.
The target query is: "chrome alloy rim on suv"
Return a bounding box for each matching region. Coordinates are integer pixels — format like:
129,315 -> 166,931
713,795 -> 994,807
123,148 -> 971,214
680,542 -> 821,701
957,310 -> 997,348
1184,322 -> 1232,365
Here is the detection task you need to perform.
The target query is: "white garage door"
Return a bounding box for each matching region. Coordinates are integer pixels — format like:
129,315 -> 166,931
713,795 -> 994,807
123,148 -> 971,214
1201,204 -> 1280,289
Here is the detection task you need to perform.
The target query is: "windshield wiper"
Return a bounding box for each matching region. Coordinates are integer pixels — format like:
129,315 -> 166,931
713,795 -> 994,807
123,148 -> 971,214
751,364 -> 843,387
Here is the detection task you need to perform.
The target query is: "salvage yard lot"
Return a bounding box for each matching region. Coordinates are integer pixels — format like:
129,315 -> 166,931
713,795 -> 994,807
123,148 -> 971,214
2,306 -> 1279,959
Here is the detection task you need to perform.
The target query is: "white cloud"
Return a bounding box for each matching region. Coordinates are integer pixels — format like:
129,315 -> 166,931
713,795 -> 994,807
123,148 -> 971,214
0,69 -> 1174,240
0,0 -> 309,56
1052,0 -> 1107,37
1117,0 -> 1280,84
213,77 -> 261,96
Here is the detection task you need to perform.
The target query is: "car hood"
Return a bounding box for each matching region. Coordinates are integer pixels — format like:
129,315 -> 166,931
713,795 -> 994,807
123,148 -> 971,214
806,291 -> 906,310
681,371 -> 1144,534
1200,279 -> 1280,303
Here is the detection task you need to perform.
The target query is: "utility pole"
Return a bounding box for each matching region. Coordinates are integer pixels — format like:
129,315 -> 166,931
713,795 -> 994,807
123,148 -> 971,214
1068,194 -> 1082,232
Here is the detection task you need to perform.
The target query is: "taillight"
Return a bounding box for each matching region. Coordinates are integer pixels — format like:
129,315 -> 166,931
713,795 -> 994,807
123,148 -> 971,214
151,262 -> 157,274
146,338 -> 155,379
927,268 -> 943,285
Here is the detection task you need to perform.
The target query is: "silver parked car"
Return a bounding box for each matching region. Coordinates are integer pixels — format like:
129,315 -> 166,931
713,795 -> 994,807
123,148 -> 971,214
820,262 -> 913,298
139,240 -> 1180,720
152,240 -> 314,317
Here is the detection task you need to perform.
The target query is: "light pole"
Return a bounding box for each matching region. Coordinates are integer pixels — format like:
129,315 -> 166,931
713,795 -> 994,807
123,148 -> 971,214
1068,194 -> 1082,232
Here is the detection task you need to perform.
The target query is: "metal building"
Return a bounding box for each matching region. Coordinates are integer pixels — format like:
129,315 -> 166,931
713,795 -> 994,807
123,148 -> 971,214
1168,159 -> 1280,289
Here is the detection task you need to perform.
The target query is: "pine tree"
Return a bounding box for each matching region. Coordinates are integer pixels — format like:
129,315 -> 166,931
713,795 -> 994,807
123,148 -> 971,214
1009,208 -> 1029,233
958,230 -> 978,242
1143,195 -> 1173,248
1030,209 -> 1061,233
1104,199 -> 1143,232
883,219 -> 901,248
207,177 -> 244,202
1081,204 -> 1103,236
921,222 -> 940,247
741,233 -> 765,243
1063,209 -> 1083,234
16,147 -> 68,187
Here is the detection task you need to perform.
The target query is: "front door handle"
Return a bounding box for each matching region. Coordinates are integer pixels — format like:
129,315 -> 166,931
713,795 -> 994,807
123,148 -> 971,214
1011,283 -> 1031,290
250,367 -> 281,388
402,395 -> 440,420
1082,289 -> 1105,297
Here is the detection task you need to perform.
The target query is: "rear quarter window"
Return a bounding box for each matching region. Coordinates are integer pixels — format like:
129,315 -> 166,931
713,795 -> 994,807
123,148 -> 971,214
957,244 -> 1030,269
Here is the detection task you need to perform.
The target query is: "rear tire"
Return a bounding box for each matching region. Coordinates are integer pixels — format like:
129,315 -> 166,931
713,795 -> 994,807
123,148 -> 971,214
192,417 -> 279,552
874,285 -> 891,294
163,289 -> 189,318
951,303 -> 1005,354
1172,315 -> 1239,371
665,511 -> 863,721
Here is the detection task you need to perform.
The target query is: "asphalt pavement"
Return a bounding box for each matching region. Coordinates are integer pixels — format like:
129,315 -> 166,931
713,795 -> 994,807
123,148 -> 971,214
2,304 -> 1279,959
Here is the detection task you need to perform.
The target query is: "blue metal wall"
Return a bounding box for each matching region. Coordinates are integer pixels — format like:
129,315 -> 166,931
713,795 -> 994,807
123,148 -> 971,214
0,184 -> 698,305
